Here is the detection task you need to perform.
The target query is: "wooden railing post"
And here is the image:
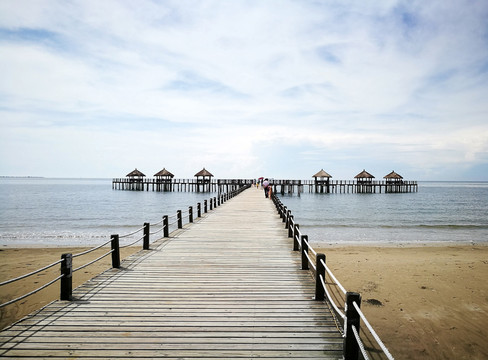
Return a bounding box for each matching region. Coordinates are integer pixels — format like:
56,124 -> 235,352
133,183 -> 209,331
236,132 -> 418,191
293,223 -> 299,251
60,253 -> 72,301
177,210 -> 183,229
111,234 -> 120,268
315,253 -> 326,301
143,222 -> 150,250
197,203 -> 201,218
288,215 -> 294,238
209,198 -> 213,211
281,206 -> 287,222
213,197 -> 217,208
189,206 -> 193,223
344,292 -> 362,360
301,235 -> 309,270
163,216 -> 169,237
204,200 -> 208,213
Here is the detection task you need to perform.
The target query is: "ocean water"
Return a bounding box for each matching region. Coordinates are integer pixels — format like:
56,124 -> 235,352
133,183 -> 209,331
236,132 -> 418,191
0,178 -> 487,247
0,178 -> 219,247
277,182 -> 488,246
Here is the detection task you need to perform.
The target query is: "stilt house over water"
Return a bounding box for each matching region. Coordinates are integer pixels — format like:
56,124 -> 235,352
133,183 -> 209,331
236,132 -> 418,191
154,168 -> 174,191
194,168 -> 214,192
312,169 -> 332,193
126,168 -> 145,182
354,169 -> 375,184
383,170 -> 403,184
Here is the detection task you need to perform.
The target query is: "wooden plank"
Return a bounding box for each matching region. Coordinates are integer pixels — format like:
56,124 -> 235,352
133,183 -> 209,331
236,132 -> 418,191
0,188 -> 343,359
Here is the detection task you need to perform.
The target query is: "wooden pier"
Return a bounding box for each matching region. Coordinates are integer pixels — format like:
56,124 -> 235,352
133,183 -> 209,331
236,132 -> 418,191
270,179 -> 418,195
112,178 -> 253,193
112,177 -> 418,194
0,188 -> 344,359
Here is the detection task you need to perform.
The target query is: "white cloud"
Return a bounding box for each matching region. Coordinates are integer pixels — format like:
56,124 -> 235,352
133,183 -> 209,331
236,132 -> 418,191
1,1 -> 487,180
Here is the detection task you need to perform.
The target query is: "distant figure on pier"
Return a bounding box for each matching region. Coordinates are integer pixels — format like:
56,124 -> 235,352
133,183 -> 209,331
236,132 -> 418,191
263,179 -> 270,198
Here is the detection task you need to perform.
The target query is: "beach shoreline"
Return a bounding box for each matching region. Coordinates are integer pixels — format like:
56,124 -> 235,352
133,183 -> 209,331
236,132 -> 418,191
1,244 -> 487,359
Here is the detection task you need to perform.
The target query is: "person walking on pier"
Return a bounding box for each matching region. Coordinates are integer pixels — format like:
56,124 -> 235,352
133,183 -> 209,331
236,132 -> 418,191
263,179 -> 270,198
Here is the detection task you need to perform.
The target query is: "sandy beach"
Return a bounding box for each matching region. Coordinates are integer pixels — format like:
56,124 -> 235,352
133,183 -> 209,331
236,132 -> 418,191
1,244 -> 488,359
315,244 -> 488,360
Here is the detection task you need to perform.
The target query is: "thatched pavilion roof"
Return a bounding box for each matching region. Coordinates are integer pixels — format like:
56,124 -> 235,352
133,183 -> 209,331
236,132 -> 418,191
126,168 -> 145,177
312,169 -> 332,178
154,168 -> 174,178
383,170 -> 403,179
194,168 -> 214,177
354,169 -> 375,179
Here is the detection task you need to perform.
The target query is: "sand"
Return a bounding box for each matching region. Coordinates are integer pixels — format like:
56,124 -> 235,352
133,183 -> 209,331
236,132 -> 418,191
315,244 -> 488,360
1,244 -> 487,359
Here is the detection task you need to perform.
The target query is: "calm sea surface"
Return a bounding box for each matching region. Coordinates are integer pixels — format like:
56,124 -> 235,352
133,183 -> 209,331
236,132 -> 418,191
0,178 -> 487,246
0,178 -> 219,246
277,181 -> 488,246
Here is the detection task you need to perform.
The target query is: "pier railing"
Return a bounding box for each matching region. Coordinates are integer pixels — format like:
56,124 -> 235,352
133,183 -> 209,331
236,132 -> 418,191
0,185 -> 250,308
271,191 -> 394,360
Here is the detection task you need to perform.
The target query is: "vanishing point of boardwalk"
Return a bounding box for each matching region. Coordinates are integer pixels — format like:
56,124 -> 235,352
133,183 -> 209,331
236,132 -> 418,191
1,188 -> 343,359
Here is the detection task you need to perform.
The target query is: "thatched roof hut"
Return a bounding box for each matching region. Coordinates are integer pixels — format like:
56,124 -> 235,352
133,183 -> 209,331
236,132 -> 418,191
154,168 -> 174,179
126,168 -> 145,178
383,170 -> 403,180
354,169 -> 374,183
194,168 -> 214,178
313,169 -> 332,179
195,168 -> 213,185
354,169 -> 374,179
384,170 -> 403,184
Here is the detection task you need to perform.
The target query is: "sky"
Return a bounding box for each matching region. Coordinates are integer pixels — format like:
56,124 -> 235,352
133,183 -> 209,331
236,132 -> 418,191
1,1 -> 487,181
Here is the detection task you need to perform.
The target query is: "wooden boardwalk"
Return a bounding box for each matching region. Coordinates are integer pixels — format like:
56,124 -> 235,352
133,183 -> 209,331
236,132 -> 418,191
0,188 -> 343,359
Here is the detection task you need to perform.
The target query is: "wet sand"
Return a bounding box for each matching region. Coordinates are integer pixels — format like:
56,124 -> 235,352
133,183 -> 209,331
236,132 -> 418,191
1,245 -> 487,359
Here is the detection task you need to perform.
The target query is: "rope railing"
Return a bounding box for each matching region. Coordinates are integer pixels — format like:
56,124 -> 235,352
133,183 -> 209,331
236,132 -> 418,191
149,225 -> 164,236
353,301 -> 395,360
0,184 -> 251,312
119,225 -> 146,238
120,235 -> 145,249
0,259 -> 63,287
270,190 -> 394,360
0,274 -> 64,309
352,325 -> 370,360
304,250 -> 316,272
73,249 -> 114,272
73,238 -> 112,258
319,274 -> 345,320
151,217 -> 164,226
321,258 -> 347,295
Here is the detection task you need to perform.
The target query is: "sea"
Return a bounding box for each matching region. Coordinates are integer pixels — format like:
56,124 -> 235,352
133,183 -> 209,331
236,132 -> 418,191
0,178 -> 487,247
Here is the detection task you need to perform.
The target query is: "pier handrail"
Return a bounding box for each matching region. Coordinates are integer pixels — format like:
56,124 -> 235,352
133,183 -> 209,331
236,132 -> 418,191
270,191 -> 394,360
0,184 -> 250,311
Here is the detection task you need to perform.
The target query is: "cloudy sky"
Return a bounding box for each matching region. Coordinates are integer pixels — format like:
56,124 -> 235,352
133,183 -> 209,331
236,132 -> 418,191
1,1 -> 487,180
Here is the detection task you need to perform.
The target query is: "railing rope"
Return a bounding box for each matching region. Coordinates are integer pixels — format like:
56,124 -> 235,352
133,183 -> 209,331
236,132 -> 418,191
0,259 -> 63,287
119,225 -> 146,239
353,301 -> 395,360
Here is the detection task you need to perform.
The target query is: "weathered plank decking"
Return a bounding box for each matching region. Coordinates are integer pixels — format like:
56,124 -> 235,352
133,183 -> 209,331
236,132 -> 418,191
0,187 -> 343,359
